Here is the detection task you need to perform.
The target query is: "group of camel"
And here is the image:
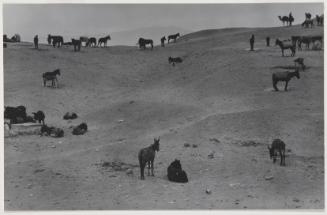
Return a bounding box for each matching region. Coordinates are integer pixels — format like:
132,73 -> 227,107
278,12 -> 324,27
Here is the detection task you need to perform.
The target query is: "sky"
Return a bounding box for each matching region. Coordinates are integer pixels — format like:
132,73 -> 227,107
3,3 -> 324,45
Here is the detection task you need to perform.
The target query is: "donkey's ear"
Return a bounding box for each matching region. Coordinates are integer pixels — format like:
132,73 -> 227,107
267,145 -> 271,150
158,136 -> 160,141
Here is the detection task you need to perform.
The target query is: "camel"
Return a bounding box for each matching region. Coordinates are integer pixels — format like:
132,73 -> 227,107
278,16 -> 289,26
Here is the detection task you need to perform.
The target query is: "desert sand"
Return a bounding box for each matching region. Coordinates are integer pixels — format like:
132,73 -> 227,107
4,25 -> 324,210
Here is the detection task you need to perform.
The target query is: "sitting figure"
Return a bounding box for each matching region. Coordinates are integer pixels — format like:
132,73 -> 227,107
167,159 -> 188,183
63,112 -> 78,120
40,124 -> 64,138
72,122 -> 88,135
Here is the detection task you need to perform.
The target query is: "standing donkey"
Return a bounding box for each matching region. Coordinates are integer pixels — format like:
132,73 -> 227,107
138,137 -> 160,180
272,68 -> 300,91
268,139 -> 286,166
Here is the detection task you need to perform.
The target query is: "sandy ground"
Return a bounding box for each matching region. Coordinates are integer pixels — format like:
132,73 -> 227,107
4,25 -> 324,210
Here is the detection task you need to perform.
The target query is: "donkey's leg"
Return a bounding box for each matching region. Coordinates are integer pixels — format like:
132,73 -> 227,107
284,81 -> 288,91
140,165 -> 145,180
272,77 -> 279,91
151,160 -> 154,176
281,152 -> 284,166
147,162 -> 151,176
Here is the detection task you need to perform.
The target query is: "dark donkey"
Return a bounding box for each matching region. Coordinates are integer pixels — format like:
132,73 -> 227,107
138,137 -> 160,180
86,37 -> 97,47
298,36 -> 311,50
48,34 -> 64,47
275,39 -> 296,57
98,35 -> 111,47
43,69 -> 61,88
138,38 -> 153,50
72,39 -> 81,52
168,33 -> 180,43
268,139 -> 286,166
272,68 -> 300,91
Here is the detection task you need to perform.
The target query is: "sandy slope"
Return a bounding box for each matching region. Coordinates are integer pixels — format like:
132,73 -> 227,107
4,25 -> 324,209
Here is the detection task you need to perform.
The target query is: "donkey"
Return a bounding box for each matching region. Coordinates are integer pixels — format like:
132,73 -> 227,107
48,34 -> 64,47
79,36 -> 89,46
32,110 -> 45,125
275,39 -> 296,57
291,36 -> 301,47
86,37 -> 97,47
272,68 -> 300,91
138,38 -> 153,50
98,35 -> 111,47
4,105 -> 27,124
168,33 -> 180,43
298,36 -> 311,50
268,139 -> 286,166
138,137 -> 160,180
43,69 -> 61,88
72,39 -> 81,52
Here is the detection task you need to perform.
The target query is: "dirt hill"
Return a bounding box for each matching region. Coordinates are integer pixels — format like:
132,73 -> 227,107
4,24 -> 324,209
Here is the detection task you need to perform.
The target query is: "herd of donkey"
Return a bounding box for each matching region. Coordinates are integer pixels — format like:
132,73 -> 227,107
3,12 -> 324,182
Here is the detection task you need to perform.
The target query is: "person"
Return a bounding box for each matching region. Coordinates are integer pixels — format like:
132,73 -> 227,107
161,36 -> 166,47
34,35 -> 38,49
266,36 -> 270,47
289,12 -> 294,26
250,34 -> 255,51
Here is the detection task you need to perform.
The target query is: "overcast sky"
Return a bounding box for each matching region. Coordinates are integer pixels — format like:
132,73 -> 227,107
3,3 -> 324,44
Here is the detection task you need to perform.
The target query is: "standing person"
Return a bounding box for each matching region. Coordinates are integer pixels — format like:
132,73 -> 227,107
289,12 -> 294,26
34,35 -> 39,49
250,34 -> 255,51
161,36 -> 166,47
266,36 -> 270,47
